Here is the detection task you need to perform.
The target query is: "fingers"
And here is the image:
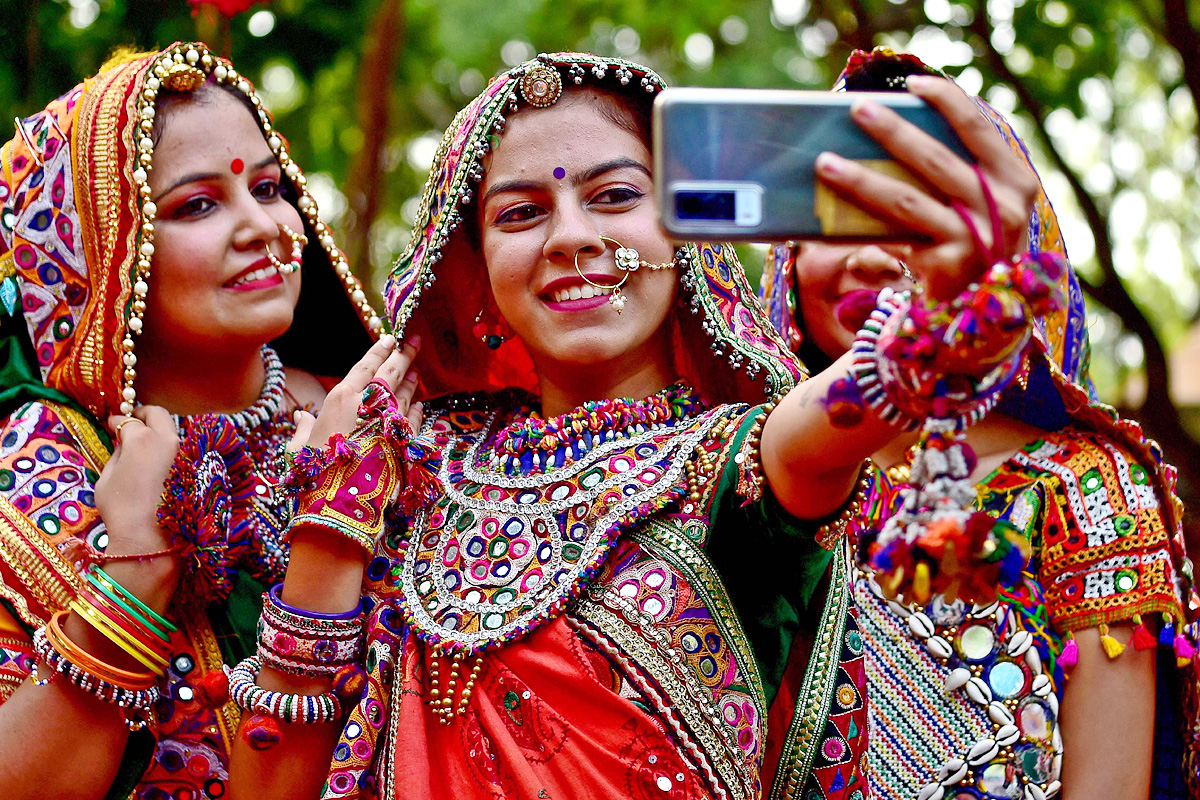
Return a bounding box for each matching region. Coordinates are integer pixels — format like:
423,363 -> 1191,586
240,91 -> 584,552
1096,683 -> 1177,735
847,95 -> 980,205
344,334 -> 398,389
407,401 -> 424,434
815,152 -> 964,238
134,405 -> 177,437
372,335 -> 420,391
287,410 -> 317,453
904,75 -> 1016,175
393,369 -> 419,416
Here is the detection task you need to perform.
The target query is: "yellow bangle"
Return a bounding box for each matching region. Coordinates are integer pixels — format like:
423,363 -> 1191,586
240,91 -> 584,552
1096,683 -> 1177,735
69,601 -> 168,675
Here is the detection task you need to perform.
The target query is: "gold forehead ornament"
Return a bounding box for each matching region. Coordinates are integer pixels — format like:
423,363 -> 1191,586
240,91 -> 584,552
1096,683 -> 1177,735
518,64 -> 563,108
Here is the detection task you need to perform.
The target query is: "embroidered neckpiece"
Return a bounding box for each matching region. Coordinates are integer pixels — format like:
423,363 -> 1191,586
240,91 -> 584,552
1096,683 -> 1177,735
400,391 -> 721,654
488,381 -> 707,474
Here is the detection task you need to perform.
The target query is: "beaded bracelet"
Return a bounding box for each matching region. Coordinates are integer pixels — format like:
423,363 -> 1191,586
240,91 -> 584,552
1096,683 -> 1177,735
227,656 -> 343,724
257,585 -> 364,678
850,288 -> 1020,432
34,613 -> 159,730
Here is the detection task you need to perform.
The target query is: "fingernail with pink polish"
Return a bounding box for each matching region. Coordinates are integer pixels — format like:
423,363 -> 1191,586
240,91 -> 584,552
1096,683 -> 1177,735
815,152 -> 843,176
851,99 -> 878,121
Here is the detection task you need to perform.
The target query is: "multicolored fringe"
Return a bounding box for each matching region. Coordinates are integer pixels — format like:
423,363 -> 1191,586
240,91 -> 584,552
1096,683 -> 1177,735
157,414 -> 258,610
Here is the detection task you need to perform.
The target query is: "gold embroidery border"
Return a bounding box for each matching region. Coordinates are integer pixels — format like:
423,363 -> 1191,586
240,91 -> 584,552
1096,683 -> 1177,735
766,540 -> 851,800
634,520 -> 767,721
0,493 -> 84,627
573,586 -> 753,800
43,400 -> 110,474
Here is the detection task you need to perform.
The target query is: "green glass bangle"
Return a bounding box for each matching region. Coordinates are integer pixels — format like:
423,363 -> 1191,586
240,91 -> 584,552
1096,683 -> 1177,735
84,569 -> 171,643
91,565 -> 178,634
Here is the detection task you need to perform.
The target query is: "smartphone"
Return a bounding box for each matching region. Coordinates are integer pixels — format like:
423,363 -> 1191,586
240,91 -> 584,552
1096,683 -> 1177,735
652,87 -> 974,241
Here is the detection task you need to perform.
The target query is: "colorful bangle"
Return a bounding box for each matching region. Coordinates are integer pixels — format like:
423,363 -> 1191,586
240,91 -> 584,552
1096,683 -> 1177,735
90,566 -> 177,634
269,583 -> 363,620
84,568 -> 172,643
69,600 -> 168,675
78,581 -> 172,659
43,612 -> 158,690
258,585 -> 365,678
227,656 -> 343,724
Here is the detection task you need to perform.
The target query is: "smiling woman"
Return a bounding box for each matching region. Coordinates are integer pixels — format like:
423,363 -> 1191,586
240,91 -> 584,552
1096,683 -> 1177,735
231,51 -> 1064,800
0,42 -> 379,799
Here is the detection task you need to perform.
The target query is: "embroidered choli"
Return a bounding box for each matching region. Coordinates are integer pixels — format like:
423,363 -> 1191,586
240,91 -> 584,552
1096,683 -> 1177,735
322,393 -> 847,800
0,399 -> 294,800
854,427 -> 1183,800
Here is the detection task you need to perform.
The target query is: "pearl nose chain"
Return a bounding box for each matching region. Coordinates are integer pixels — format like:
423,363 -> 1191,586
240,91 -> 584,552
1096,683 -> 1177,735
573,235 -> 675,314
265,223 -> 308,275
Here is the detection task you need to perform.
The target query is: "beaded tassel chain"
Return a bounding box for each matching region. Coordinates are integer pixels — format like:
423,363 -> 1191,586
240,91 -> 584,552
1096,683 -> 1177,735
427,647 -> 484,724
850,253 -> 1066,605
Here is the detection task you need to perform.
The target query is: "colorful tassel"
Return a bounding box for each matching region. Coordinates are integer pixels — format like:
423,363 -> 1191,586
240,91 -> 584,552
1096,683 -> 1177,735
1099,623 -> 1126,659
1174,634 -> 1196,668
1130,615 -> 1158,651
1160,618 -> 1177,648
242,713 -> 282,750
1058,635 -> 1078,670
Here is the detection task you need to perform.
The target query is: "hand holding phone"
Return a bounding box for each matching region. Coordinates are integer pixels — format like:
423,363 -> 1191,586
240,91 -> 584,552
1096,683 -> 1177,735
813,75 -> 1040,299
653,86 -> 974,241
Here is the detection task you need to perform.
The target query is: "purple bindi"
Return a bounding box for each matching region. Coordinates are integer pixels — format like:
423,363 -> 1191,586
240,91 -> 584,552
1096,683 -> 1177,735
553,167 -> 566,180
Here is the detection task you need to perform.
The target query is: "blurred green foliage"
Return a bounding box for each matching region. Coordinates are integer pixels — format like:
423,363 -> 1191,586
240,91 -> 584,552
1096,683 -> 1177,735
5,0 -> 1200,417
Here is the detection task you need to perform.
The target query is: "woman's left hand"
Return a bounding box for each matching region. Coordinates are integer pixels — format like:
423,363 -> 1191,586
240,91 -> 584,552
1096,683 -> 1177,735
814,74 -> 1040,300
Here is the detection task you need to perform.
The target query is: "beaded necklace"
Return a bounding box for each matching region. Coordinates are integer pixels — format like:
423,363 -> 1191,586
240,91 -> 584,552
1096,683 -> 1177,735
168,345 -> 287,437
488,381 -> 707,474
166,345 -> 296,587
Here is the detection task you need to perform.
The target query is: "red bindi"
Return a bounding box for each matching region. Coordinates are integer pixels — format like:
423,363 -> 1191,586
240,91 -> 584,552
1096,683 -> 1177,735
230,158 -> 244,175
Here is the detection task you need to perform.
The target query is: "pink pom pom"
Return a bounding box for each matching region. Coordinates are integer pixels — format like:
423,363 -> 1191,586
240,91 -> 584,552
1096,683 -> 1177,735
1058,637 -> 1078,671
1174,634 -> 1197,666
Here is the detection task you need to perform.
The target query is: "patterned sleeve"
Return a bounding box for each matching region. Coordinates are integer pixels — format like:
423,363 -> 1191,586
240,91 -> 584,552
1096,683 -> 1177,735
702,404 -> 837,703
1021,430 -> 1184,633
0,401 -> 104,632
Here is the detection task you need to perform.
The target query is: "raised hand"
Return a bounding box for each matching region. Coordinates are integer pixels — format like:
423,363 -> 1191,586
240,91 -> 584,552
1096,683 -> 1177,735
815,74 -> 1039,300
288,333 -> 423,453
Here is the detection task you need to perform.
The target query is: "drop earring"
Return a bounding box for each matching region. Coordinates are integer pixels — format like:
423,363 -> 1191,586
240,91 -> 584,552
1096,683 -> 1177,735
473,308 -> 507,349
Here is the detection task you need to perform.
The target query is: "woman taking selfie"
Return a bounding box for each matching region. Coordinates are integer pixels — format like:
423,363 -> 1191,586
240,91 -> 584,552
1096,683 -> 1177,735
232,51 -> 1060,799
0,42 -> 379,799
761,47 -> 1200,800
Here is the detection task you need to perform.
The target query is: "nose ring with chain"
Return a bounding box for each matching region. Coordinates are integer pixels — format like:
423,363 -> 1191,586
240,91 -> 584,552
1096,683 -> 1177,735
573,236 -> 674,314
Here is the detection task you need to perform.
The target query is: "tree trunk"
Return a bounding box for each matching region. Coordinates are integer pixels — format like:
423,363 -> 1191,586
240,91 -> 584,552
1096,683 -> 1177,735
969,8 -> 1200,544
341,0 -> 405,299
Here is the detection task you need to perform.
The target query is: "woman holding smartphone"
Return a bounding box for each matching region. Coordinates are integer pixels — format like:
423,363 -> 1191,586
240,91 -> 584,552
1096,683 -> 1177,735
230,51 -> 1056,799
761,47 -> 1199,800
